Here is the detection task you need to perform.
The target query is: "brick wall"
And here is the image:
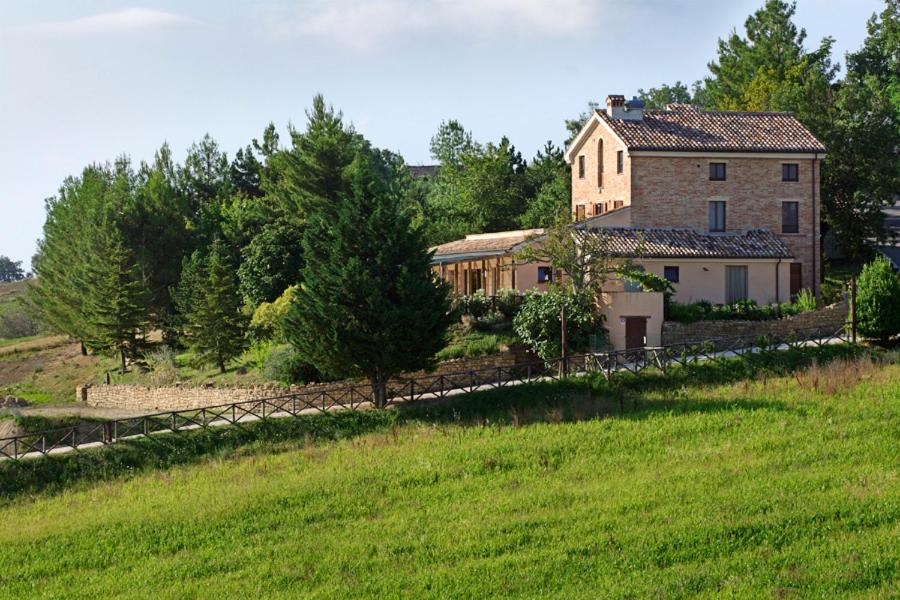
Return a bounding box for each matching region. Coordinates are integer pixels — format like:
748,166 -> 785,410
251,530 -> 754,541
661,300 -> 848,346
570,119 -> 630,219
630,155 -> 821,292
79,351 -> 527,412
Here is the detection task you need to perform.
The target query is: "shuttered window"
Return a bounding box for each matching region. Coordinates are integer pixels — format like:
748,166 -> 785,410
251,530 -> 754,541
708,201 -> 726,232
782,201 -> 799,233
725,266 -> 748,304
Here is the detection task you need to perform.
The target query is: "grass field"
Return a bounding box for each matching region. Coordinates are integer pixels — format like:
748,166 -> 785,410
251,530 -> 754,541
1,346 -> 898,598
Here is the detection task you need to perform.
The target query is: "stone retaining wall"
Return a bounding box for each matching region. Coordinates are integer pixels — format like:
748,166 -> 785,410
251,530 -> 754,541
79,350 -> 526,412
661,300 -> 849,346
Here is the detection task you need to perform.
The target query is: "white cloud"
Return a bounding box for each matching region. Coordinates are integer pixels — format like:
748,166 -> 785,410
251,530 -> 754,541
14,8 -> 199,36
265,0 -> 602,51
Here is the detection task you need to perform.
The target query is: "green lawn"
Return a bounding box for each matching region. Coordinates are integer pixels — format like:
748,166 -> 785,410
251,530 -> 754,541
1,347 -> 898,598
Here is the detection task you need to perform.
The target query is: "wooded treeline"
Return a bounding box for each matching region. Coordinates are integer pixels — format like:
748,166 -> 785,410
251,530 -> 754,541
28,0 -> 898,374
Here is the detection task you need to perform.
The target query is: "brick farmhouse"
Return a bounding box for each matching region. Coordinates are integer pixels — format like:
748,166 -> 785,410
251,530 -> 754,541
431,94 -> 827,349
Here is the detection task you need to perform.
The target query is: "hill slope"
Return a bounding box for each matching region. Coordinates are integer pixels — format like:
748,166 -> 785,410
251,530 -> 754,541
1,352 -> 898,597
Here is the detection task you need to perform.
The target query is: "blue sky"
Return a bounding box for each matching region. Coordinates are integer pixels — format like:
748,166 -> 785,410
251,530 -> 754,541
0,0 -> 885,267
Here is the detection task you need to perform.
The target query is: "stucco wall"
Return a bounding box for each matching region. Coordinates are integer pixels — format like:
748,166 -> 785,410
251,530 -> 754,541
600,291 -> 664,350
639,259 -> 793,305
629,155 -> 821,292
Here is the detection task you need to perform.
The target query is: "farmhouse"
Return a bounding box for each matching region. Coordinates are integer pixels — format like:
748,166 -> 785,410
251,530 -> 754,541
431,94 -> 827,350
567,95 -> 826,296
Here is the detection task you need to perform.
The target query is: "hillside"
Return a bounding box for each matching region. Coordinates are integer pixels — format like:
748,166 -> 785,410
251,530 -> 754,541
1,348 -> 898,597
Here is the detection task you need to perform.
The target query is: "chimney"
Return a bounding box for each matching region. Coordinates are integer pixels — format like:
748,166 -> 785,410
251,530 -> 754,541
605,94 -> 626,119
606,95 -> 644,121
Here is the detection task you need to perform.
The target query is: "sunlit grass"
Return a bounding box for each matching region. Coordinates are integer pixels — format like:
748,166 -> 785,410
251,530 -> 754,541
0,348 -> 898,597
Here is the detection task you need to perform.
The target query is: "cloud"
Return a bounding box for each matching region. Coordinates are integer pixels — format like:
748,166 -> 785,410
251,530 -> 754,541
265,0 -> 602,51
14,8 -> 199,36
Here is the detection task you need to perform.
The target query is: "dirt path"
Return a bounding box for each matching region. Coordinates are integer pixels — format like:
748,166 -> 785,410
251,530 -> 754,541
16,405 -> 153,420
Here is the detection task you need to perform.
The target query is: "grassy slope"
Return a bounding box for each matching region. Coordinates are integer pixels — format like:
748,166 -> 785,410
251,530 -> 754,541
1,349 -> 898,598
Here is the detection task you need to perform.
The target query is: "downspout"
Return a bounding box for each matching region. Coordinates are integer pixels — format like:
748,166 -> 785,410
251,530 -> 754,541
775,257 -> 782,304
811,153 -> 818,297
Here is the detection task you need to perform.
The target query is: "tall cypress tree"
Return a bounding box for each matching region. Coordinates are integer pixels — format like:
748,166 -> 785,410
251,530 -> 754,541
178,239 -> 248,374
284,150 -> 452,407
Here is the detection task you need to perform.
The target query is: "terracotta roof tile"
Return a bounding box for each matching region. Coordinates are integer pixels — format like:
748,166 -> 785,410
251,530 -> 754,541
577,227 -> 793,259
431,230 -> 542,260
597,105 -> 826,153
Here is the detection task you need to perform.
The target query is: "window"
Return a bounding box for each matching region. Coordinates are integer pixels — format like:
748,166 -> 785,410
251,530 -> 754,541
709,162 -> 726,181
594,202 -> 605,215
613,200 -> 624,210
708,200 -> 726,232
725,266 -> 748,303
575,204 -> 586,221
578,155 -> 585,179
663,266 -> 680,283
616,151 -> 624,174
782,201 -> 799,233
782,163 -> 799,182
597,139 -> 604,186
537,266 -> 553,284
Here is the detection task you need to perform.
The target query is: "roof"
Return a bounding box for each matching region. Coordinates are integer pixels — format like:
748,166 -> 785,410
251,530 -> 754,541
877,245 -> 900,270
431,229 -> 543,262
571,104 -> 826,157
884,200 -> 900,235
408,165 -> 440,179
576,227 -> 794,260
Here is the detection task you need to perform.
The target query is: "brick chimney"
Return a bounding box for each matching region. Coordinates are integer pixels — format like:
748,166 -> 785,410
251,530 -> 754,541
606,94 -> 644,121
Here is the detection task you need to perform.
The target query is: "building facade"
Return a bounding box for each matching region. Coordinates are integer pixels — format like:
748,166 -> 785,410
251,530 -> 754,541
566,95 -> 826,297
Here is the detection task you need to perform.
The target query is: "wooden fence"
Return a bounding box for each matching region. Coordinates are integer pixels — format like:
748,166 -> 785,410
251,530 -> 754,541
0,325 -> 851,461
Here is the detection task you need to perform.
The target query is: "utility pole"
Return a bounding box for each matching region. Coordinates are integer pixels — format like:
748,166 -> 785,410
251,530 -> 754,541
560,303 -> 568,378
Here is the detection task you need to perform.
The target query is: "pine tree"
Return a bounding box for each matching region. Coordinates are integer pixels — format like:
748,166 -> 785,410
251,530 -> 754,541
84,225 -> 151,372
284,150 -> 452,408
179,240 -> 248,373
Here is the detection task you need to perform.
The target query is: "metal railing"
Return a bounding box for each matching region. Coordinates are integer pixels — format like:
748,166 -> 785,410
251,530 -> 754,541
0,325 -> 851,461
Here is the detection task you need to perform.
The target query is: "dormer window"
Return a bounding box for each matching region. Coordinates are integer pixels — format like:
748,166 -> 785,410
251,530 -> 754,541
578,155 -> 585,179
709,163 -> 726,181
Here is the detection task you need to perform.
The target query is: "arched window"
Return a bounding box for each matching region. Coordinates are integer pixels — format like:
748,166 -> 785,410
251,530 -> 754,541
597,139 -> 604,187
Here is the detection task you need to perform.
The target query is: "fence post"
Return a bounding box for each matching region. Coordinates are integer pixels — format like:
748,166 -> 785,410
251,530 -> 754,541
560,303 -> 568,378
409,380 -> 415,403
850,275 -> 857,344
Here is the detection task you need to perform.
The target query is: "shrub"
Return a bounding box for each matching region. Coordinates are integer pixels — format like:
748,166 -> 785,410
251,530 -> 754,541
794,288 -> 817,312
513,289 -> 605,361
262,346 -> 322,385
0,311 -> 39,339
464,289 -> 493,318
250,286 -> 297,341
855,256 -> 900,344
495,288 -> 523,318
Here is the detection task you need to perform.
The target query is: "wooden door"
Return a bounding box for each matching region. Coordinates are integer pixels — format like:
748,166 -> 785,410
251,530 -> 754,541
624,317 -> 647,350
790,263 -> 802,298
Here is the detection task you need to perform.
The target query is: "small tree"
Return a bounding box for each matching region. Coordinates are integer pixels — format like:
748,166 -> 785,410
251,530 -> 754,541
284,149 -> 452,408
178,240 -> 248,373
0,256 -> 25,282
513,289 -> 604,360
855,256 -> 900,344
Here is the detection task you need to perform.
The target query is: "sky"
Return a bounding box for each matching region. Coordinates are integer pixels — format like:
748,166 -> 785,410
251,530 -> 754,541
0,0 -> 886,268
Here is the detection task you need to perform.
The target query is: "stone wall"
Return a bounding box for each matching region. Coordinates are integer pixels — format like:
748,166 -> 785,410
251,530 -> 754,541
661,300 -> 848,347
79,350 -> 527,413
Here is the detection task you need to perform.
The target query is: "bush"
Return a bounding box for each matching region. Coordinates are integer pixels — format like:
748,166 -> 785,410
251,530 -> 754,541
855,256 -> 900,344
0,311 -> 39,339
463,289 -> 493,319
249,286 -> 297,341
262,346 -> 322,385
794,288 -> 817,312
513,289 -> 605,360
495,288 -> 523,318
